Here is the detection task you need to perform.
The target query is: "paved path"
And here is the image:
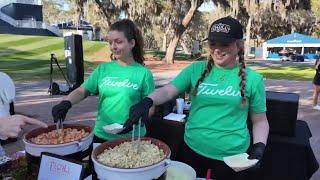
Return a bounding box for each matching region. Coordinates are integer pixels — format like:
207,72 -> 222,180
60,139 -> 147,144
3,71 -> 320,179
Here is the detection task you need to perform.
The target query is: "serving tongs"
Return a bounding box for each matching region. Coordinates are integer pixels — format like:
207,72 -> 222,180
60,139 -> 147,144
49,85 -> 63,140
55,118 -> 63,139
131,118 -> 142,153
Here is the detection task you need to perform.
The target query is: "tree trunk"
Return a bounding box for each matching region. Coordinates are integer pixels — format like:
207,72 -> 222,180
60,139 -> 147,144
94,0 -> 112,27
245,16 -> 252,58
163,0 -> 203,64
164,34 -> 180,64
73,0 -> 87,30
181,41 -> 190,54
162,31 -> 167,51
74,11 -> 81,29
291,25 -> 296,33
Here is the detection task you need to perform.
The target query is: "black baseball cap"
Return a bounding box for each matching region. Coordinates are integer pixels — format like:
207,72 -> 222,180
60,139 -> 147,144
206,16 -> 243,43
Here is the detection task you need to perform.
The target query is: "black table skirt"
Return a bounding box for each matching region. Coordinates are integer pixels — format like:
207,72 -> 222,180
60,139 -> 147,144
146,118 -> 319,180
253,120 -> 319,180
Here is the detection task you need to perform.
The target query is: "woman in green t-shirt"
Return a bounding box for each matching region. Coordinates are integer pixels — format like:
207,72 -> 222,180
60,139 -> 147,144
120,17 -> 269,179
51,19 -> 155,143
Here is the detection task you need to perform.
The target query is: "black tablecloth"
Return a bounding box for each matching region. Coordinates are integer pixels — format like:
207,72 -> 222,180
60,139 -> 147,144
253,120 -> 319,180
146,118 -> 319,180
146,117 -> 185,160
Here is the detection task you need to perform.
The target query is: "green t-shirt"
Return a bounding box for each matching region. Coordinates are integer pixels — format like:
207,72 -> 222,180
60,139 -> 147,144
83,60 -> 155,140
171,61 -> 266,160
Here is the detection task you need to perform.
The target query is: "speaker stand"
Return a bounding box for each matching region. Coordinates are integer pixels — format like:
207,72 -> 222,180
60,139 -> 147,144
48,53 -> 71,95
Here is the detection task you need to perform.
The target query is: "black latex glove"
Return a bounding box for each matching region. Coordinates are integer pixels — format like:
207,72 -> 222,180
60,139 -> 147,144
118,97 -> 153,134
247,142 -> 266,171
248,142 -> 266,160
52,100 -> 72,123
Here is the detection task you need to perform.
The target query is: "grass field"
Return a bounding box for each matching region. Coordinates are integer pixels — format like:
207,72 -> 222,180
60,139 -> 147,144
0,34 -> 108,81
254,66 -> 316,81
0,34 -> 317,81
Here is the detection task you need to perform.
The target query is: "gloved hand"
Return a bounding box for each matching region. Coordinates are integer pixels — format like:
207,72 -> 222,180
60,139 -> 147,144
248,142 -> 266,160
247,142 -> 266,171
118,97 -> 153,134
52,100 -> 72,123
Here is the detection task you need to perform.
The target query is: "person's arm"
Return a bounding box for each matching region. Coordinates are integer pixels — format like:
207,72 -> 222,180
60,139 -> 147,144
119,62 -> 194,134
119,84 -> 180,134
248,112 -> 269,161
69,63 -> 101,105
148,84 -> 180,106
64,86 -> 89,104
64,86 -> 89,105
52,86 -> 89,122
148,106 -> 155,118
0,115 -> 47,139
146,84 -> 179,118
247,74 -> 269,161
250,112 -> 269,144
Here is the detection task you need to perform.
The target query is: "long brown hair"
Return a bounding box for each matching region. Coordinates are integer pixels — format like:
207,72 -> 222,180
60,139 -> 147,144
109,19 -> 145,65
192,55 -> 213,96
237,40 -> 246,105
192,40 -> 247,105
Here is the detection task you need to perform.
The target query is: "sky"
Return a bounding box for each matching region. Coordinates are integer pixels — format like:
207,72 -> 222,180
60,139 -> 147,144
198,1 -> 215,12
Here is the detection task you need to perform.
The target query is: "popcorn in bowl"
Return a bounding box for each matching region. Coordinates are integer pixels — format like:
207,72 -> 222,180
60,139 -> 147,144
97,140 -> 165,168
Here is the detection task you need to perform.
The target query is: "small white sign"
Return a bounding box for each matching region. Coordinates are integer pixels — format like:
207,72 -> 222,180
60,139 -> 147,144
65,49 -> 71,57
38,153 -> 83,180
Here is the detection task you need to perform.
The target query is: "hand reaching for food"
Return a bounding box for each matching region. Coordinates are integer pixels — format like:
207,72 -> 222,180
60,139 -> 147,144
0,115 -> 47,139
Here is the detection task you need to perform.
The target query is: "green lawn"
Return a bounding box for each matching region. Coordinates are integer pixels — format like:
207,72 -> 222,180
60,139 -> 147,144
145,50 -> 192,60
253,65 -> 315,81
0,34 -> 106,81
0,34 -> 316,81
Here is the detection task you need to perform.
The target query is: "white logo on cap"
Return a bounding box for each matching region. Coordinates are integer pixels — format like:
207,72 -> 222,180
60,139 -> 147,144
211,23 -> 230,33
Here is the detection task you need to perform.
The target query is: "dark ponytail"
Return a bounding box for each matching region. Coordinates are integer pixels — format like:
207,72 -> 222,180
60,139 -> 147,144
109,19 -> 145,65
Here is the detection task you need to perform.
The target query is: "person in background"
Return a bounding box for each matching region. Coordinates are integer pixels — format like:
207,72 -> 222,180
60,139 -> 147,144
0,72 -> 15,118
0,71 -> 17,145
51,19 -> 155,143
312,55 -> 320,110
120,16 -> 269,179
0,72 -> 47,149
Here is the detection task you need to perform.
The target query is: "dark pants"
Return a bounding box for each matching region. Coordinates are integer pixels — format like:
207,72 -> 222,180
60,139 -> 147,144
180,142 -> 249,180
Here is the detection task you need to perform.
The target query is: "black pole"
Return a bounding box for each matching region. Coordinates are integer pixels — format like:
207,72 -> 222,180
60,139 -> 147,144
48,53 -> 54,95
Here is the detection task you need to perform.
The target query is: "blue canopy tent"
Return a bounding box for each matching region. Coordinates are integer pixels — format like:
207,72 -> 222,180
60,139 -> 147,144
262,33 -> 320,60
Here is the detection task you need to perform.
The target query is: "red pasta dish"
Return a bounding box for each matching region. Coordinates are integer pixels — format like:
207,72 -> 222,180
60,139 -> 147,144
29,128 -> 89,144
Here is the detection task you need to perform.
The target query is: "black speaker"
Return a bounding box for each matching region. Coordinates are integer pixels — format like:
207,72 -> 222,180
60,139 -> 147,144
266,91 -> 299,136
64,34 -> 84,90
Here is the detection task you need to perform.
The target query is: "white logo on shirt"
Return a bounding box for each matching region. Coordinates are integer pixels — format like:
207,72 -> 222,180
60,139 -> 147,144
198,83 -> 240,96
101,77 -> 139,90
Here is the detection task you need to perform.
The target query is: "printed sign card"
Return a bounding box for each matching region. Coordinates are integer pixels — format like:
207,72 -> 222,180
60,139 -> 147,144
38,152 -> 84,180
